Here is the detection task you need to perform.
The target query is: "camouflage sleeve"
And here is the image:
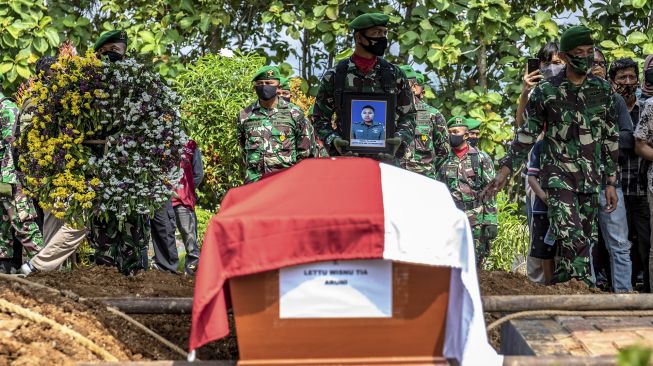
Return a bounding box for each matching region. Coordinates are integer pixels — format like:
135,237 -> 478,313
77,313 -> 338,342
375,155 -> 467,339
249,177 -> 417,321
480,152 -> 498,227
1,101 -> 17,146
312,70 -> 340,148
293,111 -> 317,160
500,84 -> 544,172
601,93 -> 620,177
431,108 -> 449,171
394,69 -> 417,150
236,114 -> 246,164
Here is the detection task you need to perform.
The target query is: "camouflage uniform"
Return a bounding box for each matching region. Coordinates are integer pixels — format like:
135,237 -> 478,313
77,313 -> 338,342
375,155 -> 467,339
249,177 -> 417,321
89,214 -> 149,275
312,58 -> 416,160
438,146 -> 496,264
500,70 -> 619,285
401,100 -> 449,178
0,96 -> 43,259
237,98 -> 316,183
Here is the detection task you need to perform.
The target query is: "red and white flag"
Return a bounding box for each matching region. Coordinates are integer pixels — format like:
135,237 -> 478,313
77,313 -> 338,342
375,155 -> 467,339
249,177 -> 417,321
190,157 -> 501,365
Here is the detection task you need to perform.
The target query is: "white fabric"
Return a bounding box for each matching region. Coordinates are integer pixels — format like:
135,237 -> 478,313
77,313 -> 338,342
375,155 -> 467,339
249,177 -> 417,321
379,163 -> 502,366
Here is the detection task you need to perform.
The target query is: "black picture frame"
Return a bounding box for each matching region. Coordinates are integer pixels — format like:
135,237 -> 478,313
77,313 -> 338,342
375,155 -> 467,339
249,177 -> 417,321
342,92 -> 396,155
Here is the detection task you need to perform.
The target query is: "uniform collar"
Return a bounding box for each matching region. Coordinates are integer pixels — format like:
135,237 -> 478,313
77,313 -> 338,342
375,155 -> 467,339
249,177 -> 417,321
252,97 -> 287,113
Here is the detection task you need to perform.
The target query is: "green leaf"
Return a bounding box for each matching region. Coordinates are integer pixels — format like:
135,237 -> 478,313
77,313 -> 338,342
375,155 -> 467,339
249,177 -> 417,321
280,12 -> 295,24
261,12 -> 274,23
32,37 -> 47,53
179,17 -> 195,29
5,25 -> 21,39
534,10 -> 551,23
141,44 -> 155,53
643,43 -> 653,55
412,45 -> 427,59
44,28 -> 59,47
631,0 -> 646,8
419,19 -> 432,30
15,48 -> 31,62
486,93 -> 503,105
139,30 -> 155,43
626,31 -> 648,45
16,65 -> 30,79
600,40 -> 619,49
0,63 -> 12,74
6,66 -> 17,82
401,31 -> 419,44
515,16 -> 533,29
303,19 -> 317,30
199,15 -> 211,33
180,0 -> 195,13
335,48 -> 352,62
313,5 -> 328,18
325,6 -> 338,20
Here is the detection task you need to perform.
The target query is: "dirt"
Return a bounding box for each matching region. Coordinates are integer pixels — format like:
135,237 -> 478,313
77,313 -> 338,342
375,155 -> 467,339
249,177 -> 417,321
479,270 -> 603,296
12,267 -> 609,361
0,280 -> 179,365
30,265 -> 195,298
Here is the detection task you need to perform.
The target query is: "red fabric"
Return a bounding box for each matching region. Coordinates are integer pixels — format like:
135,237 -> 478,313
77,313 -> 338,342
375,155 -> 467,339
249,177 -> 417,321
190,158 -> 386,350
352,53 -> 377,74
172,140 -> 198,209
453,144 -> 469,159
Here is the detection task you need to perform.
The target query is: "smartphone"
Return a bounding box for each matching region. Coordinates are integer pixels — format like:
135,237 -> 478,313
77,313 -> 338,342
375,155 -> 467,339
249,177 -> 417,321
527,58 -> 540,74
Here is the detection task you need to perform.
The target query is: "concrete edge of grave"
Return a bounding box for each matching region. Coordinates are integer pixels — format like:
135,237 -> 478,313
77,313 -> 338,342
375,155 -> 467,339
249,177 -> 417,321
76,362 -> 237,366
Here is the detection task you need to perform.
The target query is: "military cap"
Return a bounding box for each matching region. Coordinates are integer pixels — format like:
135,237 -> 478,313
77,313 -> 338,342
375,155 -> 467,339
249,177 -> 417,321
465,118 -> 481,131
94,30 -> 128,51
448,116 -> 467,128
399,65 -> 418,80
280,77 -> 290,91
560,25 -> 593,52
349,13 -> 389,31
251,66 -> 281,82
415,72 -> 425,85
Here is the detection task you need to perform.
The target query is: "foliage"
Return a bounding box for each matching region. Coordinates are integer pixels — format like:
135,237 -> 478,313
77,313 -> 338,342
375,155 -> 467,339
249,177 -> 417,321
618,344 -> 653,366
484,192 -> 529,272
175,52 -> 265,208
19,51 -> 185,227
289,77 -> 315,117
195,206 -> 214,248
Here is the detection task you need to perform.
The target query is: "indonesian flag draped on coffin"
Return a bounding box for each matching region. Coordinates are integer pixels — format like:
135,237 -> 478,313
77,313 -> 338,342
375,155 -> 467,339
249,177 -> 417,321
190,157 -> 502,365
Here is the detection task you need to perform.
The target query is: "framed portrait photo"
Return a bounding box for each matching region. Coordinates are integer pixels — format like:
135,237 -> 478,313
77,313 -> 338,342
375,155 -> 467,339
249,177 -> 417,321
342,93 -> 396,154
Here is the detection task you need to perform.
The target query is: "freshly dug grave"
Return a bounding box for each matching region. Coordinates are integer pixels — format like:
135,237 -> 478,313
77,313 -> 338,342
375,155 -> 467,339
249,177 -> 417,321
479,270 -> 602,296
30,265 -> 195,298
0,280 -> 180,365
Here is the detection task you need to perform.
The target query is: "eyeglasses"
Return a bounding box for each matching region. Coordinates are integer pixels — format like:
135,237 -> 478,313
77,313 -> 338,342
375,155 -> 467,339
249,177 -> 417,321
594,61 -> 608,68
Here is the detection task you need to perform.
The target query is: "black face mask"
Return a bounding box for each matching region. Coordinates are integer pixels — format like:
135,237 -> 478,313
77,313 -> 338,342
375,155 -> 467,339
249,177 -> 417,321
101,51 -> 124,62
360,34 -> 388,56
468,138 -> 479,147
281,96 -> 291,103
255,85 -> 278,101
645,69 -> 653,86
449,134 -> 465,148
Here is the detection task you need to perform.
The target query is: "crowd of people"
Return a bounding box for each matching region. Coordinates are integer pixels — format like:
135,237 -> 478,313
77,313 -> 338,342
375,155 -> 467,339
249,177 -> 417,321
1,12 -> 652,295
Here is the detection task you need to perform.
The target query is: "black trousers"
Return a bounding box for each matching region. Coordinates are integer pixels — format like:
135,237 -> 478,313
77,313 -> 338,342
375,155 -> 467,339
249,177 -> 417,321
151,199 -> 179,272
625,194 -> 651,292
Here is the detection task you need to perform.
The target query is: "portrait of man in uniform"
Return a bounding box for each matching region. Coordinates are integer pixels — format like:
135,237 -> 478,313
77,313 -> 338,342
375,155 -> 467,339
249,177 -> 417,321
350,100 -> 388,148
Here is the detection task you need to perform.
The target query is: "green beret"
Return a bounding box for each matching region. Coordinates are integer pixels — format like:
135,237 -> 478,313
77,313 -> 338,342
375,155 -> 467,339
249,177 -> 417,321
399,65 -> 417,80
252,66 -> 281,82
465,118 -> 481,131
280,77 -> 290,91
560,25 -> 593,52
94,30 -> 128,51
415,72 -> 425,85
349,13 -> 389,31
447,116 -> 467,129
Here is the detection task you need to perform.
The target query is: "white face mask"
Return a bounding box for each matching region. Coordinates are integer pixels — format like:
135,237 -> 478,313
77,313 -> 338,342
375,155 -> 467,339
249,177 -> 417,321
540,63 -> 565,79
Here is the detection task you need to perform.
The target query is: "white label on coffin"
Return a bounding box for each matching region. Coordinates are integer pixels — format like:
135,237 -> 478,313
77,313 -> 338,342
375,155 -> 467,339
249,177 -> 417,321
279,260 -> 392,318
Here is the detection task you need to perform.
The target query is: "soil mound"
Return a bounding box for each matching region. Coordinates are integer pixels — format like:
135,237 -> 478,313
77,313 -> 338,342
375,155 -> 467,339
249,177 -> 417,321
30,266 -> 195,298
480,270 -> 602,296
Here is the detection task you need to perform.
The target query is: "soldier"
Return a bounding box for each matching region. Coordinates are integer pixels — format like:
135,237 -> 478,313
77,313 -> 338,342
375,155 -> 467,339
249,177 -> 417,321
88,30 -> 151,276
465,117 -> 498,259
0,89 -> 44,273
279,77 -> 292,103
312,12 -> 416,161
483,26 -> 619,285
438,116 -> 496,267
94,29 -> 128,61
237,65 -> 316,183
398,65 -> 448,178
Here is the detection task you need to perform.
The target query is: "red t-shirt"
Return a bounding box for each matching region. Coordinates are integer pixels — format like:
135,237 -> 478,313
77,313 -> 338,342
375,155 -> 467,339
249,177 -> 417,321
172,140 -> 198,209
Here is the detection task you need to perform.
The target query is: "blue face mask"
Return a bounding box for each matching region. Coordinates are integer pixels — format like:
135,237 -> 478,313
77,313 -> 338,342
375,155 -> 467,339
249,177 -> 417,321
636,88 -> 642,99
